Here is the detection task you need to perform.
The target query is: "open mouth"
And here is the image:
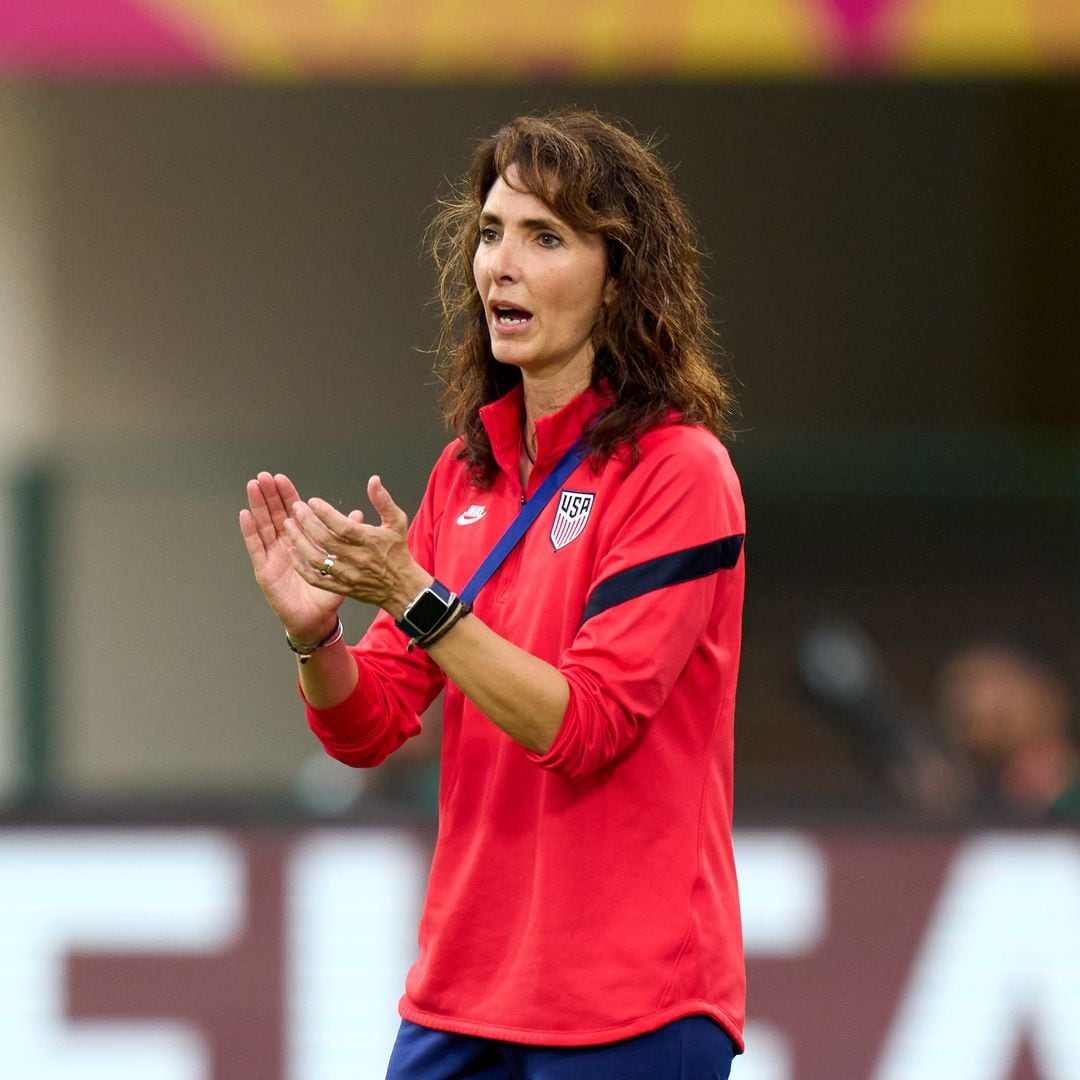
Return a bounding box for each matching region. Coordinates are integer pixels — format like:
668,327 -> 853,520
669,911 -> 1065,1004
492,304 -> 533,327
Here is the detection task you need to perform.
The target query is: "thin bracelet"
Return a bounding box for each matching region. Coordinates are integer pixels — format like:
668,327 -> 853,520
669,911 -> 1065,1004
286,617 -> 344,664
409,601 -> 472,652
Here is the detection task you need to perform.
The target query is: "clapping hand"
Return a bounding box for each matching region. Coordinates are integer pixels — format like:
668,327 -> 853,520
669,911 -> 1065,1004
240,472 -> 429,634
239,472 -> 344,644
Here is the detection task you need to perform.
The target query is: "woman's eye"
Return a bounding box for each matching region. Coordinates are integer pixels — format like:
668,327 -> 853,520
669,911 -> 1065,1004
538,233 -> 561,247
479,228 -> 499,244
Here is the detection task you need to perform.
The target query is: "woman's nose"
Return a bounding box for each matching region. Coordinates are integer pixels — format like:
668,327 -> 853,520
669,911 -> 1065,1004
486,237 -> 521,283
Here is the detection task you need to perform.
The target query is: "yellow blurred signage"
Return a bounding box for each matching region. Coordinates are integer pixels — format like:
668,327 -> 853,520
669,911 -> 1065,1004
1,0 -> 1079,78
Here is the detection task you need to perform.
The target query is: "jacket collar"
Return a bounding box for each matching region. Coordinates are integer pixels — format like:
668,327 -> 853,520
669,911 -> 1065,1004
479,380 -> 614,484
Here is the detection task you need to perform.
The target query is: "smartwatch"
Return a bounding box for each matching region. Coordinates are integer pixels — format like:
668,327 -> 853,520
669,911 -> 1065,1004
396,579 -> 455,639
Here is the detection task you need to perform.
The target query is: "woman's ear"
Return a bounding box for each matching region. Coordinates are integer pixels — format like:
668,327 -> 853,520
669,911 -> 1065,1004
602,276 -> 617,307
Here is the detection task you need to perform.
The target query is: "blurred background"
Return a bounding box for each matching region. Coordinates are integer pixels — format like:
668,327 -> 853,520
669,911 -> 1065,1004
0,2 -> 1078,1078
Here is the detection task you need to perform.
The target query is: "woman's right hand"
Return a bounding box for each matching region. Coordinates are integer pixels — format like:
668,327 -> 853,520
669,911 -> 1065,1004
239,471 -> 344,643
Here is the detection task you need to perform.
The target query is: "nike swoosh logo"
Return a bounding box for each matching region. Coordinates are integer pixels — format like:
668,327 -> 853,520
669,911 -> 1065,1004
456,506 -> 487,526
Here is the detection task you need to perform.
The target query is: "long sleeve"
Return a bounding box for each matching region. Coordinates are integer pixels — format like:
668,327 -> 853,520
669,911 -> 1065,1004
530,427 -> 744,780
302,455 -> 453,767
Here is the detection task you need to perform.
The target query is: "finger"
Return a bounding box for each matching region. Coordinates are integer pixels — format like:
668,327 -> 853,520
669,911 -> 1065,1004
291,502 -> 368,576
256,471 -> 296,533
283,512 -> 329,568
287,544 -> 351,595
302,497 -> 366,547
238,508 -> 268,569
368,476 -> 409,536
273,473 -> 302,508
248,475 -> 299,549
245,477 -> 279,546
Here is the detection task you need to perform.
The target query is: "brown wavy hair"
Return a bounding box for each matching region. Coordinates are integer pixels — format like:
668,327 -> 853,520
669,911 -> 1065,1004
428,108 -> 736,486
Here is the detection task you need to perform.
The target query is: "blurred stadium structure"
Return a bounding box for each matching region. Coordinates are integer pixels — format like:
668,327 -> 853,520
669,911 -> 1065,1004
0,3 -> 1078,1078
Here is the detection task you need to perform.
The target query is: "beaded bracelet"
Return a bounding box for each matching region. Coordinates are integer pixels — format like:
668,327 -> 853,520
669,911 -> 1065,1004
286,617 -> 344,663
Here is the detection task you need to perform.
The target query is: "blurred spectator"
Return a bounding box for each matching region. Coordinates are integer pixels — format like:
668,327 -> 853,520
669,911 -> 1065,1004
797,618 -> 972,818
797,620 -> 1080,822
936,640 -> 1080,821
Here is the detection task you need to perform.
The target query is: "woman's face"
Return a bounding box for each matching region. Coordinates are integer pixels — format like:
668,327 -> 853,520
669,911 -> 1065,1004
473,170 -> 614,388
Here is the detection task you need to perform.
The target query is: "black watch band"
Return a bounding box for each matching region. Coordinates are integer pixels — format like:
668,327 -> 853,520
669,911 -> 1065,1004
395,579 -> 455,639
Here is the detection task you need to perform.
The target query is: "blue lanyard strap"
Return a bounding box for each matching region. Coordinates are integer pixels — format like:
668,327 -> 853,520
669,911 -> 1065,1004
459,440 -> 586,606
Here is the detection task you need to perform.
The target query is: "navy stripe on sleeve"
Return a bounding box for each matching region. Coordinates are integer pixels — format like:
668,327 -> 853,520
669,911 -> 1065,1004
581,534 -> 744,624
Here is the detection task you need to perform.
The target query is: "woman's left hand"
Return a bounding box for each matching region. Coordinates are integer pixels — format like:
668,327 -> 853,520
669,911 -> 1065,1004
285,475 -> 432,620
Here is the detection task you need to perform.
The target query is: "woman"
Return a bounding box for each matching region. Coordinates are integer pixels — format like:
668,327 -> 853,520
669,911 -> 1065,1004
240,109 -> 746,1079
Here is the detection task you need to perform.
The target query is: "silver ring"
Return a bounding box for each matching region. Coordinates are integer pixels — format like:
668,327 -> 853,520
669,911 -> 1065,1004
318,554 -> 336,578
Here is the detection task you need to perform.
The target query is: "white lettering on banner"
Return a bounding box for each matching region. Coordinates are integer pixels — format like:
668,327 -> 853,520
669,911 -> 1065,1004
737,1022 -> 795,1080
287,831 -> 428,1080
3,825 -> 1078,1080
736,831 -> 827,955
735,832 -> 827,1080
874,834 -> 1080,1080
0,830 -> 242,1080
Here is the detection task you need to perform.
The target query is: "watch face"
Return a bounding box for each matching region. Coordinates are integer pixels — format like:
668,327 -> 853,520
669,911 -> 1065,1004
405,589 -> 450,635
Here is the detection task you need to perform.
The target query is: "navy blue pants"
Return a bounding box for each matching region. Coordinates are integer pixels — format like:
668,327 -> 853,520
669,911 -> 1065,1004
385,1016 -> 735,1079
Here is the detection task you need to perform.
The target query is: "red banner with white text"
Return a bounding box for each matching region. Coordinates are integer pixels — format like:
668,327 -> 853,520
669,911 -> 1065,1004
2,825 -> 1078,1079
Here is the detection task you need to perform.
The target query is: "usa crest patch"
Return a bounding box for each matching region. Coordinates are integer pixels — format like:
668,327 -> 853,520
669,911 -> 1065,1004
550,490 -> 595,551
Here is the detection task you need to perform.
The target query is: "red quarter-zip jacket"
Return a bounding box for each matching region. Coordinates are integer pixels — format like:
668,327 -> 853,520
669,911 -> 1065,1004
304,382 -> 746,1050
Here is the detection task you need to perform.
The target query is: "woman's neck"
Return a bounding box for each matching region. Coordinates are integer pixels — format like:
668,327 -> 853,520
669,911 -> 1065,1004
521,369 -> 591,444
518,367 -> 591,485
